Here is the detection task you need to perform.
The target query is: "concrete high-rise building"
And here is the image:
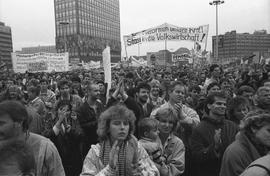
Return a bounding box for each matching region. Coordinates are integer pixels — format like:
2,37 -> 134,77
212,30 -> 270,62
19,45 -> 57,54
54,0 -> 121,63
0,22 -> 13,68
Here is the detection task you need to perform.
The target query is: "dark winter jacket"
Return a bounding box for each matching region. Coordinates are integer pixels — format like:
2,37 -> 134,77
219,132 -> 262,176
190,117 -> 239,176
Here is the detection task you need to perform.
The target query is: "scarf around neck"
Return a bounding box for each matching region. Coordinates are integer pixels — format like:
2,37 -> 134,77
100,135 -> 138,176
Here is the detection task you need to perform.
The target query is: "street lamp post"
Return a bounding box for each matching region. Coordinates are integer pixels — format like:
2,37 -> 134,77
209,0 -> 224,63
59,21 -> 70,53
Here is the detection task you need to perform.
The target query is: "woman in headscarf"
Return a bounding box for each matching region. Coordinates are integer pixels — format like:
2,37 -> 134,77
80,104 -> 159,176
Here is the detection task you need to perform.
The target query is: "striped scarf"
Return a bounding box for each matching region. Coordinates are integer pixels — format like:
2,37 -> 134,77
100,136 -> 138,176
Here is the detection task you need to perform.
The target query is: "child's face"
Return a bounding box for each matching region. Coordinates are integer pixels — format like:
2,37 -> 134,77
147,128 -> 159,141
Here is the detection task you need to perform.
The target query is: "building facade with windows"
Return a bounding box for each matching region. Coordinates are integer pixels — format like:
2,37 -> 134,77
0,22 -> 13,68
212,30 -> 270,62
19,45 -> 57,54
54,0 -> 121,63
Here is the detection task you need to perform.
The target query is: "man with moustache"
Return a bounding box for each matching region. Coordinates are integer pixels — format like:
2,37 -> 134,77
190,91 -> 239,176
76,82 -> 104,158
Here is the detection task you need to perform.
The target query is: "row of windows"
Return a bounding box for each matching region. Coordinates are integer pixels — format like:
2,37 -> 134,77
56,25 -> 77,36
0,38 -> 12,43
79,15 -> 120,26
0,42 -> 12,47
78,20 -> 120,33
55,0 -> 119,16
56,9 -> 76,18
0,47 -> 12,51
77,9 -> 119,21
0,34 -> 12,40
55,0 -> 75,3
79,0 -> 119,10
56,27 -> 120,41
55,1 -> 76,11
58,48 -> 110,57
56,11 -> 120,27
56,22 -> 120,36
78,27 -> 119,40
78,1 -> 118,13
56,18 -> 120,36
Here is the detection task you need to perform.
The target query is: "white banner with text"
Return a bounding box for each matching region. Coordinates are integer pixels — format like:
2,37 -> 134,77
11,52 -> 69,73
123,23 -> 209,47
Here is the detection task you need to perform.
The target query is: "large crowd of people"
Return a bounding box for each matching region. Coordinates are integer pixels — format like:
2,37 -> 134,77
0,63 -> 269,176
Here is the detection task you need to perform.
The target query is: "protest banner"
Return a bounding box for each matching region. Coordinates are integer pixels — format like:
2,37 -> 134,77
28,61 -> 48,72
123,23 -> 209,47
11,52 -> 69,73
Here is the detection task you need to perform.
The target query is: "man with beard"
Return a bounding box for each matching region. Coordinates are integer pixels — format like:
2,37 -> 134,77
76,82 -> 104,158
255,86 -> 270,111
190,91 -> 238,176
135,82 -> 154,118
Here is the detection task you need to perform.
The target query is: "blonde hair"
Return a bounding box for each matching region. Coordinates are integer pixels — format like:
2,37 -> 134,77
155,107 -> 178,132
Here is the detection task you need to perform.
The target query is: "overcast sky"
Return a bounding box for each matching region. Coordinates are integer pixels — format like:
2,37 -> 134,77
0,0 -> 269,56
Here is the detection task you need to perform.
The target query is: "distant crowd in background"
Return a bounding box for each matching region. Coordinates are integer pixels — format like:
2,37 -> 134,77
0,63 -> 270,176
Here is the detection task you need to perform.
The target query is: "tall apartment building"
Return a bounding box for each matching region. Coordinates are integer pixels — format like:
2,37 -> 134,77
0,22 -> 13,68
212,30 -> 270,61
54,0 -> 121,63
19,45 -> 57,54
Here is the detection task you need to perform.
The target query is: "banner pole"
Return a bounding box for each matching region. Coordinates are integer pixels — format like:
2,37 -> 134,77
164,33 -> 168,66
123,36 -> 129,64
204,24 -> 209,51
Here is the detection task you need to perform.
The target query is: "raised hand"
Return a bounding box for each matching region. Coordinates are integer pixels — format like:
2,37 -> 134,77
109,140 -> 120,170
57,107 -> 67,124
174,102 -> 185,120
214,128 -> 222,150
